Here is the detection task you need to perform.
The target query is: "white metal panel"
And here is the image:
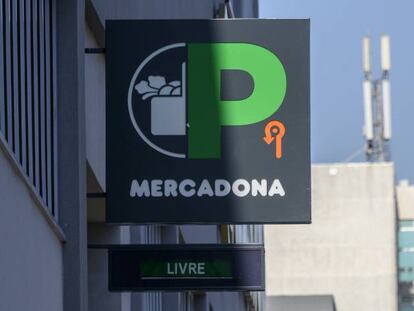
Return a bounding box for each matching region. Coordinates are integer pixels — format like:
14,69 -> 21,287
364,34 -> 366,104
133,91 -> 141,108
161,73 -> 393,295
381,35 -> 391,71
363,80 -> 374,140
382,79 -> 392,140
362,36 -> 371,73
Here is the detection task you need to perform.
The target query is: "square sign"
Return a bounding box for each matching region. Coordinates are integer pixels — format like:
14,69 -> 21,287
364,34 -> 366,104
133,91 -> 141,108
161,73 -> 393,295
106,19 -> 310,224
108,245 -> 264,291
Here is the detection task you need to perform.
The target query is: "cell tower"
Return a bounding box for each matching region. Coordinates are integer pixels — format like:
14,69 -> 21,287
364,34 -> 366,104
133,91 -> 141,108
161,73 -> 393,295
362,34 -> 392,162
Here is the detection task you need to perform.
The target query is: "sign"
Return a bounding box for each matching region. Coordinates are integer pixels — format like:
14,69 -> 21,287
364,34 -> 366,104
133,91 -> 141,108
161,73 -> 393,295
108,245 -> 264,291
106,19 -> 310,223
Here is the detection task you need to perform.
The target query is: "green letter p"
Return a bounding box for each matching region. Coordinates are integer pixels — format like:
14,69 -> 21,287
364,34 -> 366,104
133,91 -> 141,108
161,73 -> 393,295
187,43 -> 287,159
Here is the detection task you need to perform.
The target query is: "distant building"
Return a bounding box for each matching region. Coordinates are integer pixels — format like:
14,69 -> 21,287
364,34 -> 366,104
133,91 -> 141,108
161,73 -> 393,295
397,180 -> 414,311
265,163 -> 398,311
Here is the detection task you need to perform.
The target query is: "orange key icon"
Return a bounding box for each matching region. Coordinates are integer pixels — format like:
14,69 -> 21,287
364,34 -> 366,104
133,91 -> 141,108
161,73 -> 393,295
263,120 -> 286,159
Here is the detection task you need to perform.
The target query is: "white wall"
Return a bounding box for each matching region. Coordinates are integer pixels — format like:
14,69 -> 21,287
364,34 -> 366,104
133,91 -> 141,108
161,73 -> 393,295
0,146 -> 63,311
265,163 -> 398,311
396,180 -> 414,220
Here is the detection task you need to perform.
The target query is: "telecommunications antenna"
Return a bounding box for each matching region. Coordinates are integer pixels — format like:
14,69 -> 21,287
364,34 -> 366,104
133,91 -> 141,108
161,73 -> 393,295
361,34 -> 392,162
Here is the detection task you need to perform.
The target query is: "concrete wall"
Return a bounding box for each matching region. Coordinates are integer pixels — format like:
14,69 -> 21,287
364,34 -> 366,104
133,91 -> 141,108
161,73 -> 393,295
265,163 -> 398,311
0,146 -> 63,311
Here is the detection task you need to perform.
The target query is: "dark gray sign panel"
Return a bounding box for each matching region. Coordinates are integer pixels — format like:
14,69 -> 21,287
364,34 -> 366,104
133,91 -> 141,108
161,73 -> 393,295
106,19 -> 310,224
108,245 -> 264,291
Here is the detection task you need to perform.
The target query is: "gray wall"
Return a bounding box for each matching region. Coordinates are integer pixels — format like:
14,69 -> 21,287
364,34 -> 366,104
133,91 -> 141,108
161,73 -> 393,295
265,163 -> 398,311
0,146 -> 63,311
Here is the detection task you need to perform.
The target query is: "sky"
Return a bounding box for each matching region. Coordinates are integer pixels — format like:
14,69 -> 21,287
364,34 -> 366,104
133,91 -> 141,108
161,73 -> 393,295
260,0 -> 414,183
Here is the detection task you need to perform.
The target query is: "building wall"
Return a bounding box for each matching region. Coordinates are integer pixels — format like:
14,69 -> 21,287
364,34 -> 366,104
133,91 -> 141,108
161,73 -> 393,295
88,225 -> 131,311
396,180 -> 414,311
0,146 -> 63,311
92,0 -> 219,19
399,220 -> 414,311
265,163 -> 398,311
397,180 -> 414,220
85,24 -> 106,194
232,0 -> 259,18
0,0 -> 86,310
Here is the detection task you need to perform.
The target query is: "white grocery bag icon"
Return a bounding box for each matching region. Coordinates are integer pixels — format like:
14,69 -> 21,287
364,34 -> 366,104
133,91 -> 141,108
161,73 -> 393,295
134,63 -> 186,136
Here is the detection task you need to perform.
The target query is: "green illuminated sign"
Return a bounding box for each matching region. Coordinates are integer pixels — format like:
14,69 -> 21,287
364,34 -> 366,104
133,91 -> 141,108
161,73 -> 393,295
140,260 -> 232,279
108,245 -> 265,291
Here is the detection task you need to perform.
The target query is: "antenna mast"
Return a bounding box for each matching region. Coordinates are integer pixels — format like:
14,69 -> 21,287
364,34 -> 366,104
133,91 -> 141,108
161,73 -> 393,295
362,34 -> 392,162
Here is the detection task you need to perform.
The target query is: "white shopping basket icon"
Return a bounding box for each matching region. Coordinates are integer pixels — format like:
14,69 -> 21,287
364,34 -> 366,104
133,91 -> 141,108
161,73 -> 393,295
135,63 -> 186,136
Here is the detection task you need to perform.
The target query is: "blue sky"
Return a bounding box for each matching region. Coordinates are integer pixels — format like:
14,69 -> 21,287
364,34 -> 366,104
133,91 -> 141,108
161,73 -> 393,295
260,0 -> 414,182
